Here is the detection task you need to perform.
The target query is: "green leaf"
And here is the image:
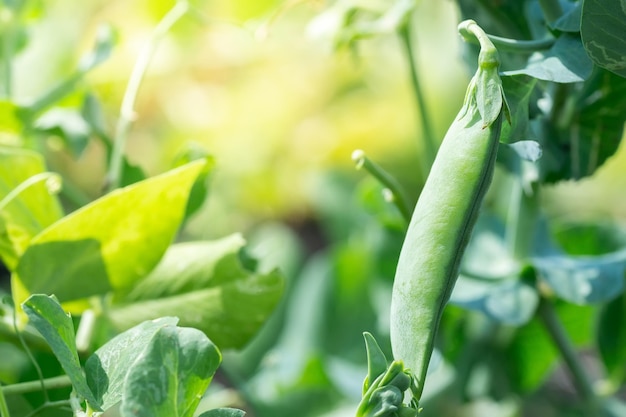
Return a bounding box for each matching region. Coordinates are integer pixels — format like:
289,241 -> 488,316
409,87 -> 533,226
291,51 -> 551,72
533,252 -> 626,304
505,302 -> 594,392
0,147 -> 63,270
581,0 -> 626,78
503,34 -> 593,83
363,332 -> 388,393
198,408 -> 246,417
170,142 -> 215,220
499,75 -> 537,144
597,292 -> 626,385
120,326 -> 221,417
78,24 -> 116,73
34,108 -> 91,157
451,277 -> 539,325
550,2 -> 582,32
0,101 -> 22,134
108,235 -> 284,349
15,160 -> 205,303
85,317 -> 179,410
22,294 -> 101,410
539,70 -> 626,182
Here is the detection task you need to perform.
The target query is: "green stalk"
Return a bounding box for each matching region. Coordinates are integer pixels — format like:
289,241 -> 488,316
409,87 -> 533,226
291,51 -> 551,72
107,0 -> 190,192
0,387 -> 10,417
464,34 -> 555,52
1,376 -> 73,396
352,149 -> 412,223
537,298 -> 598,409
397,23 -> 437,177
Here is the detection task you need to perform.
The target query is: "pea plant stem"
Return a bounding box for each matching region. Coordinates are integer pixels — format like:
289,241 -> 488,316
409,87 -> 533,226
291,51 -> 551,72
0,387 -> 10,417
397,23 -> 437,177
1,375 -> 73,396
537,298 -> 598,409
352,149 -> 412,223
107,0 -> 190,192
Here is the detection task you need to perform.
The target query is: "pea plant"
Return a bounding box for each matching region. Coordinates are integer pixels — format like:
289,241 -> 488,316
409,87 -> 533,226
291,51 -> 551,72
339,0 -> 626,416
0,0 -> 625,417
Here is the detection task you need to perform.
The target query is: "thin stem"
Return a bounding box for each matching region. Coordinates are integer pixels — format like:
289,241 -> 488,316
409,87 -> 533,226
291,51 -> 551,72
0,172 -> 62,212
397,23 -> 437,177
0,20 -> 14,99
12,307 -> 49,403
107,0 -> 190,192
463,33 -> 555,52
0,386 -> 10,417
537,0 -> 563,23
537,298 -> 598,407
352,149 -> 412,224
1,375 -> 73,396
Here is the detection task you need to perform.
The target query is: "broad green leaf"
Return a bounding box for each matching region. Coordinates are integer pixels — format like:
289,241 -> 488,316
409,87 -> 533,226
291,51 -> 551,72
120,326 -> 221,417
451,277 -> 539,325
505,302 -> 594,393
109,235 -> 284,349
198,409 -> 246,417
22,294 -> 101,410
0,147 -> 63,270
598,292 -> 626,385
503,34 -> 593,83
15,160 -> 205,303
85,317 -> 179,410
581,0 -> 626,78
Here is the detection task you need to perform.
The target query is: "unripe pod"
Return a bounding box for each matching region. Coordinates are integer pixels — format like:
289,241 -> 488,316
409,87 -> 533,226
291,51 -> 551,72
389,19 -> 507,401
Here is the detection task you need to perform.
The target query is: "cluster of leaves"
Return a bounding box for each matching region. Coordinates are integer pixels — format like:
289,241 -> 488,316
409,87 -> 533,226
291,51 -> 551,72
0,1 -> 283,416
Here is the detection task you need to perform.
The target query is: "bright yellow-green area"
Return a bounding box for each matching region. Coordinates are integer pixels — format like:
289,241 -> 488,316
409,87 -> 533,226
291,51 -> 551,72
13,0 -> 467,237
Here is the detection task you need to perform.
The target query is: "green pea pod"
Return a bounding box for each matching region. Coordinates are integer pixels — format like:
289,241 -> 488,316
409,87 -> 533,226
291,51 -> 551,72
389,19 -> 507,403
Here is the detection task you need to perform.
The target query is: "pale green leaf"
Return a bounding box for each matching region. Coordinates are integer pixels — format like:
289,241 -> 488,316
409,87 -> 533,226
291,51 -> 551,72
22,294 -> 101,410
85,317 -> 179,410
120,326 -> 221,417
15,160 -> 206,303
0,147 -> 63,270
108,236 -> 284,349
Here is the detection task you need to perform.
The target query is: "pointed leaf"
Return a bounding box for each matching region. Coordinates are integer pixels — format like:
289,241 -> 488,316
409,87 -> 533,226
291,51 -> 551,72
109,236 -> 284,349
22,294 -> 101,410
363,332 -> 388,393
85,317 -> 179,410
0,147 -> 63,270
120,326 -> 221,417
581,0 -> 626,78
34,108 -> 91,157
15,160 -> 205,303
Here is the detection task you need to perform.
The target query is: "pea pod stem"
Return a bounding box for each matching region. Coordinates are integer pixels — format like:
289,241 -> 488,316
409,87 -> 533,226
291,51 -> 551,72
352,150 -> 412,224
